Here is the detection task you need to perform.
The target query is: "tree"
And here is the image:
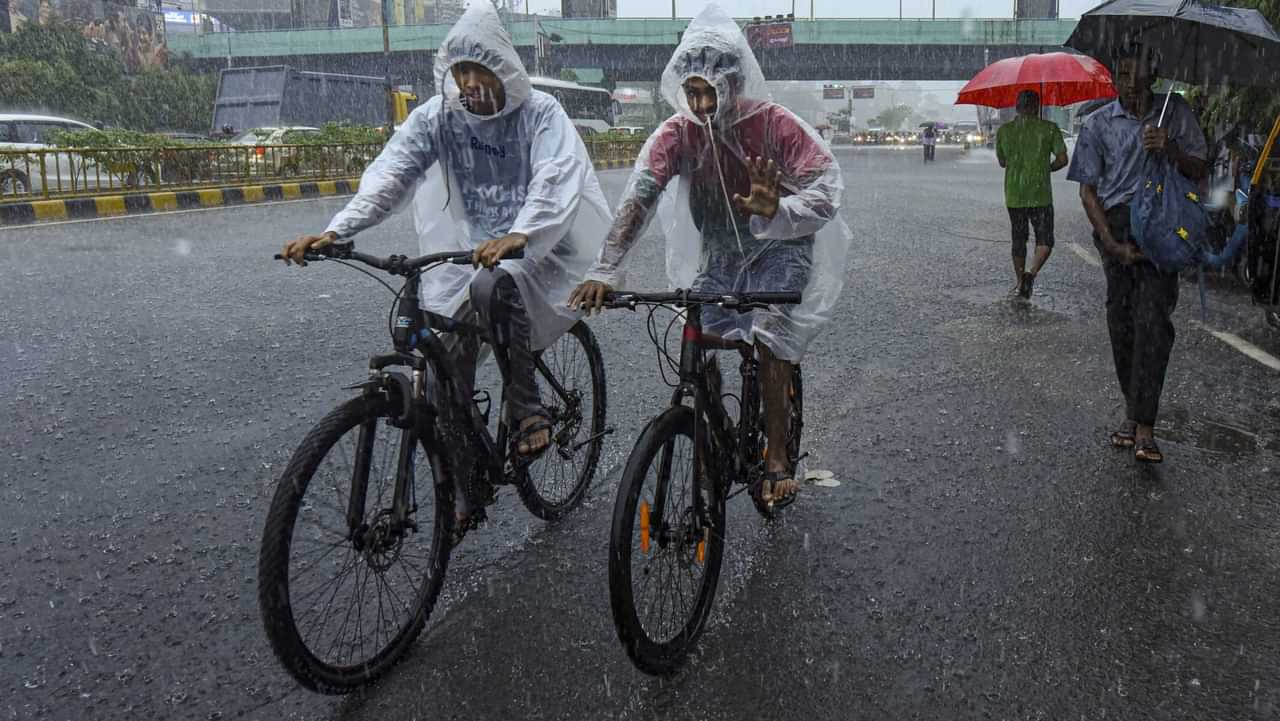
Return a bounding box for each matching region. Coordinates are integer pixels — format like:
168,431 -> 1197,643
0,21 -> 216,132
559,68 -> 579,82
870,104 -> 913,131
1200,1 -> 1280,134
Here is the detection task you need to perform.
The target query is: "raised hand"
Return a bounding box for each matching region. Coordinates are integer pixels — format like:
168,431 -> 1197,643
733,156 -> 782,220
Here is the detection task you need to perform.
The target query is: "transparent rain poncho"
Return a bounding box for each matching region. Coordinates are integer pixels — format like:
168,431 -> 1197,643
584,3 -> 852,362
325,0 -> 611,350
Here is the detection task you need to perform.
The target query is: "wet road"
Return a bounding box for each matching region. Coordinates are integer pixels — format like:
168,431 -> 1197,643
2,145 -> 1279,721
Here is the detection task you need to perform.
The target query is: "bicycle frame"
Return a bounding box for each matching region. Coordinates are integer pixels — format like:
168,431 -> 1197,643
661,304 -> 765,536
342,265 -> 591,541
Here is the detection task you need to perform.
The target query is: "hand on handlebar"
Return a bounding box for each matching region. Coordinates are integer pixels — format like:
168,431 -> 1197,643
568,280 -> 613,315
473,232 -> 528,270
281,231 -> 338,267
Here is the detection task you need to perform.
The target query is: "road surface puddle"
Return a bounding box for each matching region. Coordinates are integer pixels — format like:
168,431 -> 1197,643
942,283 -> 1092,322
1157,407 -> 1276,456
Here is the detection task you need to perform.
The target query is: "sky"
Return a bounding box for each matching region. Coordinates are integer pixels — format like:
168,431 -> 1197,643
611,0 -> 1103,18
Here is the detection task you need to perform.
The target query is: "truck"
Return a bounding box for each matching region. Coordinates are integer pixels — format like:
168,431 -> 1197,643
211,65 -> 416,135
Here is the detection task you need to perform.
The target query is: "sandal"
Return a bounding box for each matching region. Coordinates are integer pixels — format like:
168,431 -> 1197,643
1134,438 -> 1164,464
449,507 -> 488,549
1110,421 -> 1137,449
751,470 -> 800,511
511,416 -> 553,458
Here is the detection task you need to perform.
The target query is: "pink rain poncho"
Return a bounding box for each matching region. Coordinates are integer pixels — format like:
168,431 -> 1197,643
584,3 -> 851,362
325,0 -> 611,350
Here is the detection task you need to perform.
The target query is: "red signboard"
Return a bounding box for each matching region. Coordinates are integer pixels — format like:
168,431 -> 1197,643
850,86 -> 876,99
822,85 -> 845,100
745,21 -> 793,49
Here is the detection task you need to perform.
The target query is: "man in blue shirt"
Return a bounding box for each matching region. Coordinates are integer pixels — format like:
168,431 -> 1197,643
1068,46 -> 1208,463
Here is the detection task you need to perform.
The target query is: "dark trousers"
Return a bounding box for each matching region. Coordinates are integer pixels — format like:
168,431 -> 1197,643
439,268 -> 544,514
923,144 -> 935,162
443,267 -> 542,426
1093,206 -> 1180,426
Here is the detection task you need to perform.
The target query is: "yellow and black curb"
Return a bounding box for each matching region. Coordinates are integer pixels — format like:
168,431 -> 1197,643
593,159 -> 636,171
0,179 -> 361,228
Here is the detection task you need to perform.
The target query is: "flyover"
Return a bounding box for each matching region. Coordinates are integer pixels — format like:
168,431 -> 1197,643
169,17 -> 1079,87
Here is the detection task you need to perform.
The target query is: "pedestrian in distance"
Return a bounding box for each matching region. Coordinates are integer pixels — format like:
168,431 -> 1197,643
1067,45 -> 1209,464
996,89 -> 1069,300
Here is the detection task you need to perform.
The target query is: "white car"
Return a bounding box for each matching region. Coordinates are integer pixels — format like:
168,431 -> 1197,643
0,113 -> 99,197
227,127 -> 322,176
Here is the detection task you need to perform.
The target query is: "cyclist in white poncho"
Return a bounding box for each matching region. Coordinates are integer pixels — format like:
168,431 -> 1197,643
570,3 -> 851,505
282,0 -> 611,524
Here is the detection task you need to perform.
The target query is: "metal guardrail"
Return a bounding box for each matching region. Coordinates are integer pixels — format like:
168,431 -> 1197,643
583,137 -> 647,164
0,138 -> 645,202
0,143 -> 384,201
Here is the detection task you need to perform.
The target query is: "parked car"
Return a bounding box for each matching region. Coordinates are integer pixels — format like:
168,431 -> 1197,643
0,112 -> 99,196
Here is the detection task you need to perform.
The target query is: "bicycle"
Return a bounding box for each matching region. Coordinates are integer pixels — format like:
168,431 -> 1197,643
599,289 -> 804,676
258,241 -> 609,694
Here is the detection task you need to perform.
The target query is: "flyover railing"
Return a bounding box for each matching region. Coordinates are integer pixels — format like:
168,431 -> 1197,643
0,143 -> 384,201
0,137 -> 647,203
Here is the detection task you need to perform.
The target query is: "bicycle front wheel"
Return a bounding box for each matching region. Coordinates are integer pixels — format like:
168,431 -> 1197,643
608,406 -> 725,676
258,395 -> 453,694
517,320 -> 607,521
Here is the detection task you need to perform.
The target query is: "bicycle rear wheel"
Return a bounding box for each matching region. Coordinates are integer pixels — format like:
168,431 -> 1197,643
258,395 -> 453,694
608,406 -> 725,676
517,321 -> 607,521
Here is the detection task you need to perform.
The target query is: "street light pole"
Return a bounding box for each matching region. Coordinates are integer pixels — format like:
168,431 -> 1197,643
380,0 -> 395,132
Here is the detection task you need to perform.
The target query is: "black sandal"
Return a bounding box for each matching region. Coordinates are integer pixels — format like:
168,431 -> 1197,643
1135,438 -> 1164,464
449,507 -> 488,549
751,470 -> 800,512
511,416 -> 553,459
1110,421 -> 1137,449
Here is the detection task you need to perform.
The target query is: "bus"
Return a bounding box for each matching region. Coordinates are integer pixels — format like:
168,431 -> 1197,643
530,77 -> 618,135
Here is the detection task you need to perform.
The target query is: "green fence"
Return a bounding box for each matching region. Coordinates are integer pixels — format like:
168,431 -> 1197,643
0,143 -> 383,201
0,138 -> 645,202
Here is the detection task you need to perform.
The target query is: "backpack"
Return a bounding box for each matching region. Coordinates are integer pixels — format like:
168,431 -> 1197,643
1130,156 -> 1215,317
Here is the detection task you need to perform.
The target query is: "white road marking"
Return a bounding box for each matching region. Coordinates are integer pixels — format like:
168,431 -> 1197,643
1071,241 -> 1102,267
1191,321 -> 1280,372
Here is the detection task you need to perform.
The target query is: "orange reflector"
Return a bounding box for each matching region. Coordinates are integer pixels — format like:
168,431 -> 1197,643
697,530 -> 707,565
639,500 -> 650,554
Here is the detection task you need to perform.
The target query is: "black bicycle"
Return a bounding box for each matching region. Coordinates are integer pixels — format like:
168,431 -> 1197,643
600,289 -> 803,676
258,241 -> 608,694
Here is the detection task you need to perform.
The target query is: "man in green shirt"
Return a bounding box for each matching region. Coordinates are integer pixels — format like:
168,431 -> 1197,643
996,90 -> 1069,299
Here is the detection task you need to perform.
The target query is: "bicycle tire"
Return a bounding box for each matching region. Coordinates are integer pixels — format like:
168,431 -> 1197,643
258,395 -> 454,694
753,365 -> 804,518
608,406 -> 725,676
517,321 -> 607,521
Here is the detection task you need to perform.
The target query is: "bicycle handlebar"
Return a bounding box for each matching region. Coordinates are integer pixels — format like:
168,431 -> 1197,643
273,241 -> 524,275
601,290 -> 802,311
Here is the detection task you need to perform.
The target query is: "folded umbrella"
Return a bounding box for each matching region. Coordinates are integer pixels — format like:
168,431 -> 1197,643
955,52 -> 1117,108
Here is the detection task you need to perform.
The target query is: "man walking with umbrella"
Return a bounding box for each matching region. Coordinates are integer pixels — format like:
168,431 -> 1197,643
1067,45 -> 1208,463
1063,0 -> 1280,463
955,51 -> 1117,298
996,90 -> 1069,298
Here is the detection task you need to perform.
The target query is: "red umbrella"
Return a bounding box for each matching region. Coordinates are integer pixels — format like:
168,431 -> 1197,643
955,52 -> 1117,108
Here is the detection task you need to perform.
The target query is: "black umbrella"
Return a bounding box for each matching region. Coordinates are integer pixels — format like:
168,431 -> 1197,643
1066,0 -> 1280,89
1075,97 -> 1113,119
